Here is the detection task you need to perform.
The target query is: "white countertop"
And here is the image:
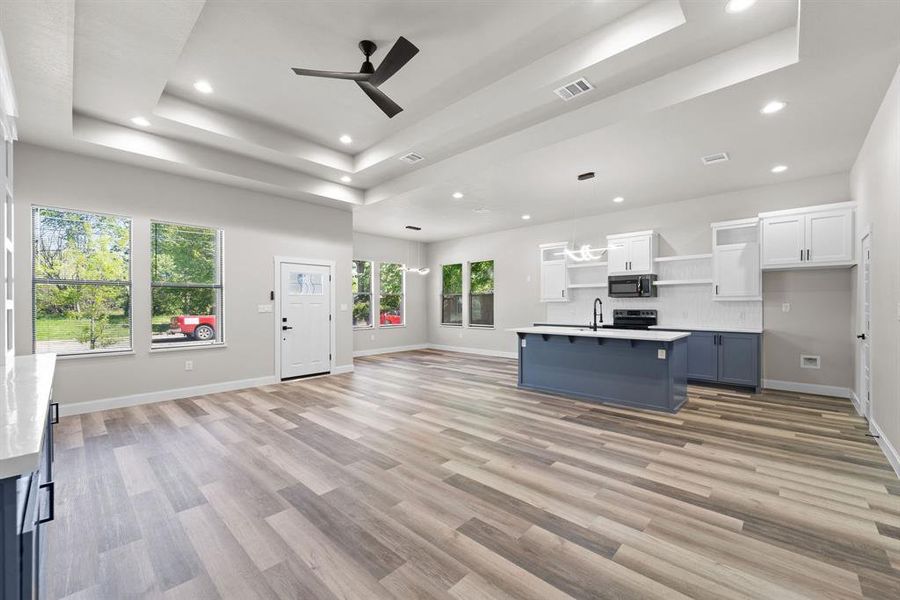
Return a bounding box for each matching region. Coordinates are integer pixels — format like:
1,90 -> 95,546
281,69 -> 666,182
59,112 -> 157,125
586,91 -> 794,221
510,326 -> 690,342
649,325 -> 763,334
0,354 -> 57,479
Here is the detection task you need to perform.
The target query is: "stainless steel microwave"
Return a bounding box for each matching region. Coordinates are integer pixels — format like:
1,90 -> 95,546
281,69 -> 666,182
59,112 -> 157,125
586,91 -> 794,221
607,274 -> 657,298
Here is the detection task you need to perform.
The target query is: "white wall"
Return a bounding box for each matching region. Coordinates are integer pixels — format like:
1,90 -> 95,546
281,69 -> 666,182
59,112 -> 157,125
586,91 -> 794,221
851,64 -> 900,463
15,143 -> 354,407
426,172 -> 855,386
351,232 -> 428,355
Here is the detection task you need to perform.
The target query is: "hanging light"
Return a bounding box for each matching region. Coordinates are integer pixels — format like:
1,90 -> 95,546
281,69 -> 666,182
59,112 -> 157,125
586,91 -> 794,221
405,239 -> 430,275
565,244 -> 607,262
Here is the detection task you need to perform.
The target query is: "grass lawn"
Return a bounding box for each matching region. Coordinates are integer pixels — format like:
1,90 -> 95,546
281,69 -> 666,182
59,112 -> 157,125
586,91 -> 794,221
35,315 -> 130,342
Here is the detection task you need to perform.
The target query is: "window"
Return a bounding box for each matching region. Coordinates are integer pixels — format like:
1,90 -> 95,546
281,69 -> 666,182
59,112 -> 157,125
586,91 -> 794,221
441,263 -> 463,326
151,221 -> 223,347
469,260 -> 494,327
32,207 -> 132,355
379,262 -> 404,326
352,260 -> 373,328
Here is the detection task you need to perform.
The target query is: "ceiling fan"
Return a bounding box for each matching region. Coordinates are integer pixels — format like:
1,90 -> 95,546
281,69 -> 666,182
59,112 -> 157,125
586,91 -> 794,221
291,37 -> 419,118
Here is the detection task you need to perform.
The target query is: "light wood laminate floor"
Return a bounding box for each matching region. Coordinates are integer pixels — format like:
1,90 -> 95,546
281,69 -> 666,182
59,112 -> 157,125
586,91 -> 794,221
47,350 -> 900,599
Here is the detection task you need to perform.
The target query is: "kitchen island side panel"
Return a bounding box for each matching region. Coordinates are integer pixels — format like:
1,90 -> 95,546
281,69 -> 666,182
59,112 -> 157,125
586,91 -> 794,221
517,333 -> 687,412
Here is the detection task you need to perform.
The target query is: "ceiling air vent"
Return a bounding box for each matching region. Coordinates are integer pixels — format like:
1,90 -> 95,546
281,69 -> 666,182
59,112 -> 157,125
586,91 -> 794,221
554,78 -> 593,101
701,152 -> 730,165
399,152 -> 424,164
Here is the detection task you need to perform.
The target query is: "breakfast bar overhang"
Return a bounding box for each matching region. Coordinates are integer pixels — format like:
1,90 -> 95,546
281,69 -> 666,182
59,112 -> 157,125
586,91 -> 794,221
510,327 -> 691,413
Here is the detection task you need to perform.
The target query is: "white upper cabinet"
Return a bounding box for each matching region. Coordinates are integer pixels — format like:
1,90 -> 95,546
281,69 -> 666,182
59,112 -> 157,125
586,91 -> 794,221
760,203 -> 854,270
712,218 -> 760,301
606,231 -> 657,275
539,242 -> 568,302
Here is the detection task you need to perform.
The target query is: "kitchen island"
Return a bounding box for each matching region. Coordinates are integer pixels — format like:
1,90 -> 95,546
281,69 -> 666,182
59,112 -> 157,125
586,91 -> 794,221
510,326 -> 690,413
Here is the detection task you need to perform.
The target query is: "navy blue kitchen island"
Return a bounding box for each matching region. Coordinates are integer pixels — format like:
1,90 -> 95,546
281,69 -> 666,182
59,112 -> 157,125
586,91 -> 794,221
511,327 -> 691,413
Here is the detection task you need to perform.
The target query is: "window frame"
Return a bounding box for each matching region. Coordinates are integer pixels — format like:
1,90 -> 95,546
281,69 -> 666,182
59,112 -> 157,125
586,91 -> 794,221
352,259 -> 374,330
150,219 -> 225,350
31,205 -> 134,357
440,262 -> 464,327
467,259 -> 495,328
377,261 -> 406,328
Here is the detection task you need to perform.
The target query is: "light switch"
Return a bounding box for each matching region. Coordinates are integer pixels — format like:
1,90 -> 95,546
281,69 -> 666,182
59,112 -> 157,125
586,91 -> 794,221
258,304 -> 273,313
340,303 -> 348,311
782,303 -> 791,313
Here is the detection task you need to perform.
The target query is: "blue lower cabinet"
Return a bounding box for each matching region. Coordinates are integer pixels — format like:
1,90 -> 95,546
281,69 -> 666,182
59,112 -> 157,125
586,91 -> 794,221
686,331 -> 718,382
718,333 -> 760,388
683,330 -> 760,390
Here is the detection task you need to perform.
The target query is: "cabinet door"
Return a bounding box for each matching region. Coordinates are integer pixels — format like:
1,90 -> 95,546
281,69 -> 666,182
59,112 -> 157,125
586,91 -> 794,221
627,236 -> 652,273
686,331 -> 718,382
717,333 -> 759,388
714,242 -> 760,299
806,209 -> 852,264
540,262 -> 567,302
761,215 -> 804,267
607,241 -> 628,274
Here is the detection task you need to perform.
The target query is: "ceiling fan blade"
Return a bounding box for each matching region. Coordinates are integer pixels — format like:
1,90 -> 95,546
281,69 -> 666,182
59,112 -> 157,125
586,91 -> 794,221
369,36 -> 419,87
291,67 -> 371,81
356,81 -> 403,118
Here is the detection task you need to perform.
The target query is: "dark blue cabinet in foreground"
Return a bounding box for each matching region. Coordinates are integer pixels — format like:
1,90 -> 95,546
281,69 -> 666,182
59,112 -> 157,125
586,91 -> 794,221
682,330 -> 760,391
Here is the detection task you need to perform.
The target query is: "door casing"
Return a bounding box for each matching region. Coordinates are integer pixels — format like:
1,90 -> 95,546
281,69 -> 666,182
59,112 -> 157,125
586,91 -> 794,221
273,256 -> 336,380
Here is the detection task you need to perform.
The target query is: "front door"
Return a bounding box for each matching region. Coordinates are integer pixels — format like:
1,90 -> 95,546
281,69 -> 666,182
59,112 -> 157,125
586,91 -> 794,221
280,262 -> 331,379
859,235 -> 871,418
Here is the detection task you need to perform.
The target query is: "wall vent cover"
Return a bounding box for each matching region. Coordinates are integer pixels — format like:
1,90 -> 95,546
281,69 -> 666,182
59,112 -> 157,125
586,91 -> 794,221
554,78 -> 593,101
399,152 -> 424,164
701,152 -> 730,165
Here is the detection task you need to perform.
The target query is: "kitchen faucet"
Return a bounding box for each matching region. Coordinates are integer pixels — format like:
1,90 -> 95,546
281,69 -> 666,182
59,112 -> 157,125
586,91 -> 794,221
592,297 -> 603,331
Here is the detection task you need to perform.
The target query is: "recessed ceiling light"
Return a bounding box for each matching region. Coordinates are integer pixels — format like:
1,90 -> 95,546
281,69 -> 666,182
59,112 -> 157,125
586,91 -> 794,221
130,116 -> 150,127
339,134 -> 352,145
761,100 -> 787,115
452,192 -> 464,199
725,0 -> 757,14
521,214 -> 531,220
193,80 -> 213,94
613,196 -> 625,203
771,165 -> 788,173
340,175 -> 352,183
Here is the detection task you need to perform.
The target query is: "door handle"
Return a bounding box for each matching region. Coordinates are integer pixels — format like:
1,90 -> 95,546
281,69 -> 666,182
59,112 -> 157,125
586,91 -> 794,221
857,333 -> 866,340
282,325 -> 293,331
38,481 -> 55,524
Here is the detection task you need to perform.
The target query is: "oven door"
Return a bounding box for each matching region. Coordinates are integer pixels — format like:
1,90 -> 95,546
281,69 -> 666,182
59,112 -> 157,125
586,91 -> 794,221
608,277 -> 641,297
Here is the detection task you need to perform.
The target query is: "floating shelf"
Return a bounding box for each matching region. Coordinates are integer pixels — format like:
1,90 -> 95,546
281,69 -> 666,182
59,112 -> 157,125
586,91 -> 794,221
654,254 -> 713,263
567,261 -> 608,269
567,282 -> 608,289
653,279 -> 713,286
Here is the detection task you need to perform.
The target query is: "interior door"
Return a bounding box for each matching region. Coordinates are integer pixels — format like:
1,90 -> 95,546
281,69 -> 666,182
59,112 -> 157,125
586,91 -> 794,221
627,236 -> 652,273
607,241 -> 628,274
714,242 -> 760,298
859,235 -> 871,418
761,215 -> 804,267
280,262 -> 331,378
806,209 -> 853,264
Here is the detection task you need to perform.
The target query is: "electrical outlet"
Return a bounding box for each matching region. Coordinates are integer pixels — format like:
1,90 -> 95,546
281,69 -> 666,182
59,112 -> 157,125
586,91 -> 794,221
185,360 -> 193,371
782,303 -> 791,313
458,331 -> 463,339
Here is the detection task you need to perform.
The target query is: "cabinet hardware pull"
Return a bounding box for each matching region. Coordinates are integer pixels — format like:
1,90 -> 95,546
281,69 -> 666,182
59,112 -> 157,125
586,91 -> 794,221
806,249 -> 810,261
50,402 -> 59,425
800,249 -> 804,261
38,481 -> 55,524
715,284 -> 718,295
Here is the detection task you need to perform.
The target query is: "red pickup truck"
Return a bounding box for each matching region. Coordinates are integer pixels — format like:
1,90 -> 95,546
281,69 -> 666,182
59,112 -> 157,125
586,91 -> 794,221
379,311 -> 402,326
170,315 -> 216,341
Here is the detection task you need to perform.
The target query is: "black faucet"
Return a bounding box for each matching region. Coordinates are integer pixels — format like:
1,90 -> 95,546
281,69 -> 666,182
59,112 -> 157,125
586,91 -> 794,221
592,297 -> 603,331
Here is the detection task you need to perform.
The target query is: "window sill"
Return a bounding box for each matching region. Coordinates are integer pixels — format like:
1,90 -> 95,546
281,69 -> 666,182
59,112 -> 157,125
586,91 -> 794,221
150,343 -> 227,354
468,325 -> 495,329
57,350 -> 136,360
377,324 -> 406,329
440,323 -> 463,328
353,326 -> 375,331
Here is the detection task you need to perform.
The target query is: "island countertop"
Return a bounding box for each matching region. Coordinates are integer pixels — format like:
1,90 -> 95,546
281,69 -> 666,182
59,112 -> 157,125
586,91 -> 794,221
509,326 -> 691,343
0,353 -> 57,479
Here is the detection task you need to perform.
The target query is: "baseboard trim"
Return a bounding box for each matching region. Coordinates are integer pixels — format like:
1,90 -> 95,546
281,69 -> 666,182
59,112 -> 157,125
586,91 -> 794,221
332,364 -> 354,374
353,344 -> 428,357
58,375 -> 280,417
870,418 -> 900,479
762,379 -> 852,399
850,390 -> 863,416
426,344 -> 518,359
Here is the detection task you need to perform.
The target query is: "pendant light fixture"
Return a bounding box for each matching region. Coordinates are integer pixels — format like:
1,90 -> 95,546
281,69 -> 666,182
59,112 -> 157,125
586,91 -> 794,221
405,238 -> 430,275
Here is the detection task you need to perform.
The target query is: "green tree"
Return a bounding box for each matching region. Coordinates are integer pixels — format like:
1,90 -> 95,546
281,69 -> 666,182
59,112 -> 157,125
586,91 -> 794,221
352,260 -> 372,326
379,263 -> 403,316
